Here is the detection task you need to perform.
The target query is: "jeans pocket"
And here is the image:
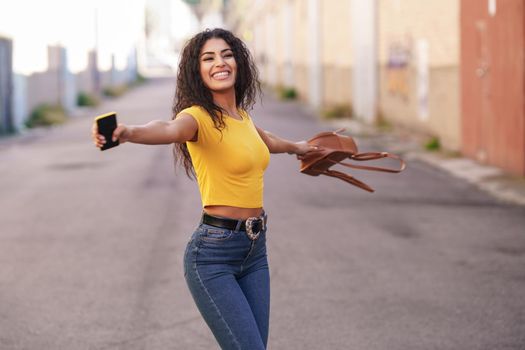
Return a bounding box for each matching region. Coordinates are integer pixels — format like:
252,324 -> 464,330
199,225 -> 234,243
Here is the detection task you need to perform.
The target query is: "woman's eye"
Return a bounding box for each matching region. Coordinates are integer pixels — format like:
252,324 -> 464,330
203,57 -> 213,61
224,53 -> 233,58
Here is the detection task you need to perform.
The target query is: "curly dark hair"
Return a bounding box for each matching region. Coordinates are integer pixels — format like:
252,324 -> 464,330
172,28 -> 261,178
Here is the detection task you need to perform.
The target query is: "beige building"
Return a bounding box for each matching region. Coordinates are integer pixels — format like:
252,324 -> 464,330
378,0 -> 460,150
225,0 -> 461,151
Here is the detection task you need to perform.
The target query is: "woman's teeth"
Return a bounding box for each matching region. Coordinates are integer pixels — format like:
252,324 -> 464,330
213,72 -> 229,79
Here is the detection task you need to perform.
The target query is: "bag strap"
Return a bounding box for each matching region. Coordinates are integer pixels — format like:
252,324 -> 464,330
322,169 -> 375,192
326,152 -> 406,173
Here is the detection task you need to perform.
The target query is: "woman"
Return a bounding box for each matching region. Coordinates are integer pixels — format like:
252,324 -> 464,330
92,28 -> 315,349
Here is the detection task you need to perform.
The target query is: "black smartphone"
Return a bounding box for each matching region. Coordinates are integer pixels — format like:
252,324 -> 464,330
95,112 -> 119,151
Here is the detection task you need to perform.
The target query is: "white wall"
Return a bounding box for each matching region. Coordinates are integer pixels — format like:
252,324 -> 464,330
351,0 -> 378,122
307,0 -> 321,108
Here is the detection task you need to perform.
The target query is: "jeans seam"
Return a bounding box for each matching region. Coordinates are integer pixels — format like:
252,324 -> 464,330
239,251 -> 269,280
194,240 -> 242,350
240,240 -> 256,273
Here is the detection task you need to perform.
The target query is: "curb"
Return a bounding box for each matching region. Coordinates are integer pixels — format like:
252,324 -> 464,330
410,151 -> 525,206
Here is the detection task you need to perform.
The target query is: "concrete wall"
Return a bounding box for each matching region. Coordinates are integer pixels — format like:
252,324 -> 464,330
228,0 -> 461,150
378,0 -> 460,150
7,45 -> 139,131
378,64 -> 460,147
0,37 -> 13,133
351,0 -> 378,122
291,0 -> 310,101
12,74 -> 26,130
26,71 -> 61,113
235,0 -> 356,109
321,0 -> 353,109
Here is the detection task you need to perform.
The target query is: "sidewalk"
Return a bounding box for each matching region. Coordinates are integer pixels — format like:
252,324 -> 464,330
329,117 -> 525,206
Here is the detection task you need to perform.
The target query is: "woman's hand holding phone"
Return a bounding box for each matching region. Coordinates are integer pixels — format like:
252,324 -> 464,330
92,112 -> 132,151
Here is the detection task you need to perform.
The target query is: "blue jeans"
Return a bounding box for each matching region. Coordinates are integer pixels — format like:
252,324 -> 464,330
183,219 -> 270,350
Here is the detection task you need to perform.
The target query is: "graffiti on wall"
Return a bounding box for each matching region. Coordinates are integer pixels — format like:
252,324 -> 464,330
386,37 -> 412,101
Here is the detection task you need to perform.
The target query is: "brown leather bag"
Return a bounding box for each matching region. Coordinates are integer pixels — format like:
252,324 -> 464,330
300,128 -> 406,192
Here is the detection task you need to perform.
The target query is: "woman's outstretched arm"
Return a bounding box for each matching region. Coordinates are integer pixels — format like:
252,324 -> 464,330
92,113 -> 198,148
255,126 -> 315,156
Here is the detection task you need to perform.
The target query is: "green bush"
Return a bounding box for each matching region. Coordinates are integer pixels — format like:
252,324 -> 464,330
322,104 -> 353,119
275,85 -> 297,100
425,136 -> 441,151
129,73 -> 148,87
375,110 -> 393,131
103,85 -> 128,98
76,91 -> 99,107
280,87 -> 297,100
25,104 -> 67,128
136,73 -> 147,84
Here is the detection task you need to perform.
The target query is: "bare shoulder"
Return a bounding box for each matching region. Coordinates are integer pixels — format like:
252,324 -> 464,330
171,112 -> 199,142
175,112 -> 194,120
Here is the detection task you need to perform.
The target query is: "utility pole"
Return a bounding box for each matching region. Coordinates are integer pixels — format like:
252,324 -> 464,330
93,6 -> 101,95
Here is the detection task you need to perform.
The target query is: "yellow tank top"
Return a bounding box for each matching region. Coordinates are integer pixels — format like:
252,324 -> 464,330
180,106 -> 270,208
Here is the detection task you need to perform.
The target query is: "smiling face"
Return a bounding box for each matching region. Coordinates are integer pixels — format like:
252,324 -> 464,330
199,38 -> 237,94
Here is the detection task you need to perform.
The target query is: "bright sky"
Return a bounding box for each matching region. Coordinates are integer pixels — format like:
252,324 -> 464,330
171,0 -> 199,39
0,0 -> 199,75
0,0 -> 148,74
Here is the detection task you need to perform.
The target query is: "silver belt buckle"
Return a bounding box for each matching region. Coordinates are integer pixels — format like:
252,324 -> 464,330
245,216 -> 264,241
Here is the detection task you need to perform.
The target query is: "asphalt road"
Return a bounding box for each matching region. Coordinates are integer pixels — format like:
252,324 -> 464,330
1,78 -> 524,350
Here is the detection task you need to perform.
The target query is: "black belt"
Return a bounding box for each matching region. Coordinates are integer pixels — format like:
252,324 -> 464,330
202,212 -> 266,233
